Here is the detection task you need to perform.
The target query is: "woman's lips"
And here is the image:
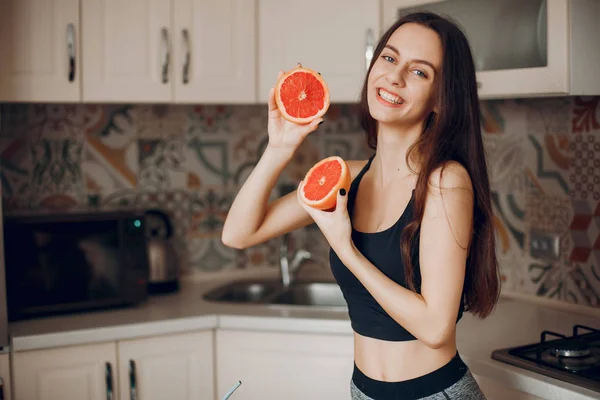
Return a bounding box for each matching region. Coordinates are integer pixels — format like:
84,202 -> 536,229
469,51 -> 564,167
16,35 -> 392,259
376,88 -> 405,108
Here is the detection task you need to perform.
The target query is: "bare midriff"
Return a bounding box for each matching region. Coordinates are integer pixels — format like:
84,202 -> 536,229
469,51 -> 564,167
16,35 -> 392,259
353,331 -> 458,382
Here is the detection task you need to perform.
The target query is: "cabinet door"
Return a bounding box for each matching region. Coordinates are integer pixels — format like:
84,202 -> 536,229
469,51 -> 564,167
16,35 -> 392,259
216,330 -> 354,400
473,373 -> 545,400
82,0 -> 173,102
13,342 -> 117,400
118,331 -> 215,400
258,0 -> 380,103
0,352 -> 12,400
0,0 -> 80,102
173,0 -> 256,103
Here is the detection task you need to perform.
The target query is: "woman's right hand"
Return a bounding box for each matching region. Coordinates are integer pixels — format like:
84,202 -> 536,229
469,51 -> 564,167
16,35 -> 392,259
266,70 -> 324,156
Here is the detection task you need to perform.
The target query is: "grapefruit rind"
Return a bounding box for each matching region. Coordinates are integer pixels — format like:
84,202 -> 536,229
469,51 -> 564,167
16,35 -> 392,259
275,66 -> 330,125
300,156 -> 351,211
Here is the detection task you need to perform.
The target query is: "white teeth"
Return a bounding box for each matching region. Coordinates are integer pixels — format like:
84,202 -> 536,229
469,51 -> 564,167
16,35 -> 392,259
378,89 -> 403,105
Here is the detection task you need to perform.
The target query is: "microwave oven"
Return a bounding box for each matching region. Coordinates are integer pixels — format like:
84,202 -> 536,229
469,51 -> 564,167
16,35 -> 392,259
3,210 -> 149,321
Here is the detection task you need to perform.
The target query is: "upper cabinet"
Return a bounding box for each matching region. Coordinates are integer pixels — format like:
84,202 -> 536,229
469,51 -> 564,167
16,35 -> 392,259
82,0 -> 256,103
258,0 -> 380,103
81,0 -> 173,103
0,0 -> 81,102
2,0 -> 599,103
382,0 -> 600,99
173,0 -> 256,103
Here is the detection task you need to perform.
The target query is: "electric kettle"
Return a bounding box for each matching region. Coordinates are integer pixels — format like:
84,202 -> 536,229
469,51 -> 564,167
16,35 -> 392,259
145,209 -> 180,294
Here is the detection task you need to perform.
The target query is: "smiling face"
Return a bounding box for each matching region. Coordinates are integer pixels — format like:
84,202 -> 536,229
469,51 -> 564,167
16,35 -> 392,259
367,23 -> 443,129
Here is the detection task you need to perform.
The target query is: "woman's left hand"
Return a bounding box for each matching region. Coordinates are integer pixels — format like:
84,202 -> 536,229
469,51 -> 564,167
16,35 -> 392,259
296,181 -> 354,256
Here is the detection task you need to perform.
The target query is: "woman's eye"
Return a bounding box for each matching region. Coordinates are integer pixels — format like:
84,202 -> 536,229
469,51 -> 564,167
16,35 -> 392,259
412,69 -> 427,78
381,55 -> 395,63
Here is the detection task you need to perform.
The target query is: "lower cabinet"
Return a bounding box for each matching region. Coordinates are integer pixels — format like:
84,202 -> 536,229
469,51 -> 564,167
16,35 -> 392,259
12,330 -> 215,400
0,352 -> 12,400
216,329 -> 354,400
473,373 -> 545,400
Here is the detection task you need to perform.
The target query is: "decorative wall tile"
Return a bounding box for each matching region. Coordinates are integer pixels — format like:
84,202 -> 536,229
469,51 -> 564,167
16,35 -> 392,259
29,138 -> 87,209
317,104 -> 362,134
480,99 -> 527,135
2,97 -> 600,306
484,135 -> 525,193
138,137 -> 187,191
565,263 -> 600,306
568,199 -> 600,264
491,191 -> 526,292
189,105 -> 233,133
569,133 -> 600,201
188,188 -> 232,238
524,134 -> 570,197
134,104 -> 190,139
572,96 -> 600,134
526,98 -> 571,135
0,137 -> 32,210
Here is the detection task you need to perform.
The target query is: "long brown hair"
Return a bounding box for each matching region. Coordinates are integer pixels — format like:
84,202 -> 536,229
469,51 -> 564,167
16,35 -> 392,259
358,12 -> 500,318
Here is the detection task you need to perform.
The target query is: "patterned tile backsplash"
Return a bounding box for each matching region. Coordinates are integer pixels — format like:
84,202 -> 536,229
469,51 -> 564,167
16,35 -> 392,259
1,97 -> 599,308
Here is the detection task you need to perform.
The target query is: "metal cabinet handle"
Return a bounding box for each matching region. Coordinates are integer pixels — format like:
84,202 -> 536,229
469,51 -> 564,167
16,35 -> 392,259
161,27 -> 170,84
182,28 -> 190,84
129,360 -> 138,400
365,28 -> 374,70
67,23 -> 76,82
105,362 -> 114,400
477,80 -> 482,89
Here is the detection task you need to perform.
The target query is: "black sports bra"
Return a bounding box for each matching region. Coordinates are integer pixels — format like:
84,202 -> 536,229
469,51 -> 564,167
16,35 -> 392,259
329,154 -> 464,341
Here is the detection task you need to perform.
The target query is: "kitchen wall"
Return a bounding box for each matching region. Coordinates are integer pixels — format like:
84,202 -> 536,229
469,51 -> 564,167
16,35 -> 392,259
1,96 -> 599,308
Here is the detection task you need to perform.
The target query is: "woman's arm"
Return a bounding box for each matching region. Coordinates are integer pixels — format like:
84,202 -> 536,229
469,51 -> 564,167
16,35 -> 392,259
222,146 -> 314,249
337,162 -> 474,349
222,79 -> 323,249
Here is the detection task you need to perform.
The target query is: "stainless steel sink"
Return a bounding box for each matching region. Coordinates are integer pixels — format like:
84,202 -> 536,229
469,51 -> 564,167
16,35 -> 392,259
270,282 -> 347,308
203,279 -> 281,303
203,279 -> 347,309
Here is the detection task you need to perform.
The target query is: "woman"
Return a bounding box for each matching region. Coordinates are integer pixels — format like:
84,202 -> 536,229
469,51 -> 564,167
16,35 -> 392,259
222,11 -> 500,400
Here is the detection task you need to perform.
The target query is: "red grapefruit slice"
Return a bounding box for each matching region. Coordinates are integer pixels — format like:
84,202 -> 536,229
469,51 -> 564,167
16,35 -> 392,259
300,156 -> 350,211
275,64 -> 330,124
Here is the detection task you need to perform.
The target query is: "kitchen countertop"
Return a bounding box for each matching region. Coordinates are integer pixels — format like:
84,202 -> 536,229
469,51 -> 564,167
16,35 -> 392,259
8,269 -> 600,400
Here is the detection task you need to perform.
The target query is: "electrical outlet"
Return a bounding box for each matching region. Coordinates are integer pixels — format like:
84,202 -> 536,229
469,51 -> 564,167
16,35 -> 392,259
529,230 -> 561,261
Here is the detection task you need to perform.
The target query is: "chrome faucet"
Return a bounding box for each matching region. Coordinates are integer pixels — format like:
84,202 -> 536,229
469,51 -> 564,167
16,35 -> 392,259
279,232 -> 312,287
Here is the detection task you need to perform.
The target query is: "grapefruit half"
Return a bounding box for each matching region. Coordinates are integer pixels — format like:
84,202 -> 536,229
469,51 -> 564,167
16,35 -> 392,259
300,156 -> 351,211
275,64 -> 330,124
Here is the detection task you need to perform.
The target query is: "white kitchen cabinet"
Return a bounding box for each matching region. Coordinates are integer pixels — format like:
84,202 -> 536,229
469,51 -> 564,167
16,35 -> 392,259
0,352 -> 12,400
0,0 -> 81,102
473,373 -> 545,400
13,341 -> 117,400
216,330 -> 354,399
13,330 -> 215,400
117,330 -> 215,400
258,0 -> 380,103
82,0 -> 256,103
81,0 -> 173,103
173,0 -> 256,103
382,0 -> 600,99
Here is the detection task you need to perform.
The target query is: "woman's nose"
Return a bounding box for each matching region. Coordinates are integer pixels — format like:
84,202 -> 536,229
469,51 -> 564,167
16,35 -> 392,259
386,66 -> 406,87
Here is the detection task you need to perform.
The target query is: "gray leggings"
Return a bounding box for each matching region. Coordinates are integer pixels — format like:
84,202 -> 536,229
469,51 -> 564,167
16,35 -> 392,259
350,353 -> 486,400
351,370 -> 486,399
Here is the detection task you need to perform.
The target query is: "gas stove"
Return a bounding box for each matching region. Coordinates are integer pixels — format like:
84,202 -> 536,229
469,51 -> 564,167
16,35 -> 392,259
491,325 -> 600,393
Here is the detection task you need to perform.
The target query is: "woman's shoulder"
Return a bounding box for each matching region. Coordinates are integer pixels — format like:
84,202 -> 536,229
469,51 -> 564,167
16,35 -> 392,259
427,161 -> 473,194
